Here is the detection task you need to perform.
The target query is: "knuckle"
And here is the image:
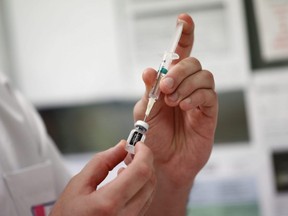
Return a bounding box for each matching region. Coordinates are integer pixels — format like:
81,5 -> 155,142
95,200 -> 118,216
202,70 -> 214,81
174,61 -> 187,73
187,57 -> 202,69
203,70 -> 215,89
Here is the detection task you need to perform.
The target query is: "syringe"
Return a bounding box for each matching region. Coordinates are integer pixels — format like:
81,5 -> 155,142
144,21 -> 184,121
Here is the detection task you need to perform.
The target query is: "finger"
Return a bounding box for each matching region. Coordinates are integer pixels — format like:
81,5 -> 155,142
124,153 -> 133,166
133,68 -> 158,120
138,14 -> 194,98
141,14 -> 194,95
142,68 -> 158,98
161,57 -> 202,95
78,140 -> 127,189
179,88 -> 218,117
164,70 -> 215,107
94,142 -> 154,205
172,13 -> 195,65
139,14 -> 194,96
134,14 -> 194,120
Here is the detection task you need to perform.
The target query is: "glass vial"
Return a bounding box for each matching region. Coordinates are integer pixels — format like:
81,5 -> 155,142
125,120 -> 149,154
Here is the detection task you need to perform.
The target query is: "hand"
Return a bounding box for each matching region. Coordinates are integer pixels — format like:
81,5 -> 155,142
133,14 -> 218,215
50,141 -> 156,216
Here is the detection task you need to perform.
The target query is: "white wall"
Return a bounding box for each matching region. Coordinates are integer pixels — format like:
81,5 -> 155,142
3,0 -> 122,107
1,0 -> 250,107
0,0 -> 8,74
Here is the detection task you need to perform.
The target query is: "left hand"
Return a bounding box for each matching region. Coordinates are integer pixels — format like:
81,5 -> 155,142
50,141 -> 156,216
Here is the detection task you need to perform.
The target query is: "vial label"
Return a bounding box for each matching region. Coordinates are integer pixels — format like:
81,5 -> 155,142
129,131 -> 143,146
126,120 -> 149,154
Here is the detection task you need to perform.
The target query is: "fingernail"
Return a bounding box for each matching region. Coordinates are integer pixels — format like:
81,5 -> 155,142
169,92 -> 178,102
162,77 -> 174,89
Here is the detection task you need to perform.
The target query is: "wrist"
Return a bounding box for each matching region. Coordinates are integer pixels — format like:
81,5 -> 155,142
145,172 -> 194,216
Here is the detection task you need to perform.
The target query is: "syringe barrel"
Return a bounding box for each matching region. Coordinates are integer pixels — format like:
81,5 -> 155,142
144,22 -> 183,120
149,69 -> 165,100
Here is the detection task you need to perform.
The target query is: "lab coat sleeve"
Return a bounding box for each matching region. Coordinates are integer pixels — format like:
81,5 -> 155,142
45,136 -> 72,196
13,88 -> 73,196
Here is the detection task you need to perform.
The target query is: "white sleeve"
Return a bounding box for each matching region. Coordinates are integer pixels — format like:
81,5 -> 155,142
13,88 -> 72,195
45,136 -> 72,195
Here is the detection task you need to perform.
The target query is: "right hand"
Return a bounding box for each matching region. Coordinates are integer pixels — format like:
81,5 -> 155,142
50,140 -> 156,216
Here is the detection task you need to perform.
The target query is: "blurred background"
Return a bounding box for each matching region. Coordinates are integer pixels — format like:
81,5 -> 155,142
0,0 -> 288,215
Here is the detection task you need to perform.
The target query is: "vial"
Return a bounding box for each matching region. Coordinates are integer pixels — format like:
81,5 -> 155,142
125,120 -> 149,154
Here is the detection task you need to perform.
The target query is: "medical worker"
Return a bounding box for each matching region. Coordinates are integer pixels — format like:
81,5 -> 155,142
0,13 -> 218,216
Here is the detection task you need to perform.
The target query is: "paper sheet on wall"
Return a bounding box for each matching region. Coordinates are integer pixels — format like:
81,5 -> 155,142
253,0 -> 288,62
250,69 -> 288,216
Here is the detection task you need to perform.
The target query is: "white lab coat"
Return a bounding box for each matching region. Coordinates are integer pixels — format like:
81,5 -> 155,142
0,72 -> 72,216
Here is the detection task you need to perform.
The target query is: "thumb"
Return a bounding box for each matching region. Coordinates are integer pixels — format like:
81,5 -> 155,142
135,67 -> 169,120
134,68 -> 156,120
78,140 -> 128,189
142,68 -> 157,99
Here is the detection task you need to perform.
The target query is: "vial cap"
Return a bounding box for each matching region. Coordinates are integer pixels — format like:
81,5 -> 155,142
134,120 -> 149,131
